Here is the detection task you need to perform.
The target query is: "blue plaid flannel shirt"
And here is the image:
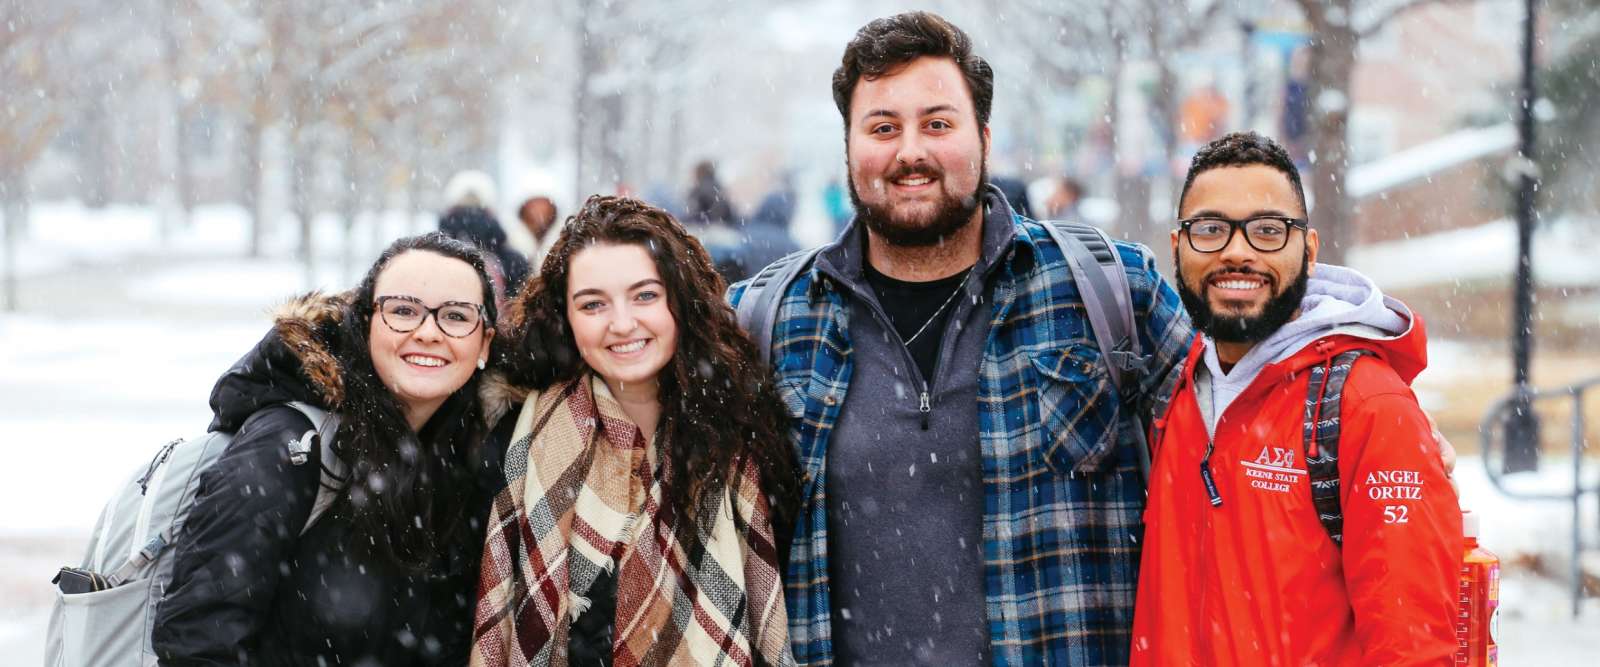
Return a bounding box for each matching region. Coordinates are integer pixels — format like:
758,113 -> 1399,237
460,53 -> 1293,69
728,214 -> 1193,666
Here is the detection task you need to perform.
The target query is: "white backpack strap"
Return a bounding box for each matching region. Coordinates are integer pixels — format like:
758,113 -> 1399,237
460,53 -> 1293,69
99,405 -> 343,587
285,401 -> 346,535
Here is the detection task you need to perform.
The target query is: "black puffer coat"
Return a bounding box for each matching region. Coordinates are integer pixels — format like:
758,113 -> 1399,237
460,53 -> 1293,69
152,295 -> 514,666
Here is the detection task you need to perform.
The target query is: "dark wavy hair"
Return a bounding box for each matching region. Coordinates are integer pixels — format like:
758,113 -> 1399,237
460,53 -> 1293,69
832,11 -> 994,135
1179,131 -> 1308,216
332,231 -> 499,570
505,195 -> 801,536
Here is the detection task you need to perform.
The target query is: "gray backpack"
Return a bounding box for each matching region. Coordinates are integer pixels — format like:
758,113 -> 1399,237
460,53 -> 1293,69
44,402 -> 346,667
734,220 -> 1155,476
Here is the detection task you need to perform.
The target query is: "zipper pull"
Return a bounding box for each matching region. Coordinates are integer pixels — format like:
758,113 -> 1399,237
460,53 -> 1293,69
1200,461 -> 1223,507
919,390 -> 931,430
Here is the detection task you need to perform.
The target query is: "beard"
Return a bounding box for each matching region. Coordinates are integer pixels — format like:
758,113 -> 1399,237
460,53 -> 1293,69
1176,249 -> 1310,344
848,160 -> 986,247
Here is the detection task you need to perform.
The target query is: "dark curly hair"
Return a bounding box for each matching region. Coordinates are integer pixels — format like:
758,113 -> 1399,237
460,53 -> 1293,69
1179,131 -> 1307,216
503,195 -> 801,537
333,231 -> 499,571
832,11 -> 994,136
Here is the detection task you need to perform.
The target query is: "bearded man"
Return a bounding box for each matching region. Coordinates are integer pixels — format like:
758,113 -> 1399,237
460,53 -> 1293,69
1130,132 -> 1460,666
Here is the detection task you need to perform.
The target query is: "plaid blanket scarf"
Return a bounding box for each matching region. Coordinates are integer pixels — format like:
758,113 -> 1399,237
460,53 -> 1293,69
472,376 -> 794,666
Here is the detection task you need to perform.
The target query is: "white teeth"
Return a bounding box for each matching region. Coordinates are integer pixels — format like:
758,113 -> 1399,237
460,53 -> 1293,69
610,340 -> 647,353
897,176 -> 931,186
1215,280 -> 1262,290
403,355 -> 446,367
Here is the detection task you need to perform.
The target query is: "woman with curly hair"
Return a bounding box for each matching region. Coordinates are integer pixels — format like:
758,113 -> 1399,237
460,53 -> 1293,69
471,195 -> 800,667
154,232 -> 502,664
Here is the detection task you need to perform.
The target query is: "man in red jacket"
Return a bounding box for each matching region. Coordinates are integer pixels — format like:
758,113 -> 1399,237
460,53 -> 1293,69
1131,132 -> 1461,666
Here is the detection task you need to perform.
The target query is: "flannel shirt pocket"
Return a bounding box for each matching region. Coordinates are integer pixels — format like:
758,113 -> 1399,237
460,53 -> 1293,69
776,378 -> 809,419
1029,343 -> 1119,474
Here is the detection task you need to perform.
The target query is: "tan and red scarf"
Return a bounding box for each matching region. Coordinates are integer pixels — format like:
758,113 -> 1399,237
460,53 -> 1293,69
471,375 -> 793,666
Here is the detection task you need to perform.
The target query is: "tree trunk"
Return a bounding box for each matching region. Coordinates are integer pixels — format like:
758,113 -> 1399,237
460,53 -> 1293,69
1,171 -> 25,312
291,130 -> 317,289
572,4 -> 595,205
82,95 -> 114,208
599,92 -> 625,193
1107,47 -> 1156,247
1305,21 -> 1359,265
243,119 -> 266,258
406,142 -> 424,234
161,4 -> 193,229
1144,57 -> 1181,272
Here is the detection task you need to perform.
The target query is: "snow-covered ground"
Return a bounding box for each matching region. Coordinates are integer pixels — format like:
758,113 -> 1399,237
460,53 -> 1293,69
3,204 -> 1598,661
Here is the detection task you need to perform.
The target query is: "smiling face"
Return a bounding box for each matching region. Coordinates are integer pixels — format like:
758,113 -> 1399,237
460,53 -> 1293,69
846,56 -> 990,247
368,250 -> 493,430
1173,164 -> 1319,345
566,242 -> 678,398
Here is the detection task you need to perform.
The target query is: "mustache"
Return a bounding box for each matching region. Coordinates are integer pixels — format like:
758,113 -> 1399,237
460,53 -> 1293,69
884,162 -> 943,182
1201,265 -> 1277,290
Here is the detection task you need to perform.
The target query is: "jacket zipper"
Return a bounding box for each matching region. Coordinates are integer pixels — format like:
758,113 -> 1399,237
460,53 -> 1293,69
839,276 -> 968,432
1200,437 -> 1223,507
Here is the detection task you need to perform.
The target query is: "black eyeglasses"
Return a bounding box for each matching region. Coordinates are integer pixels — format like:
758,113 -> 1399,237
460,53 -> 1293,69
375,295 -> 487,338
1177,215 -> 1308,253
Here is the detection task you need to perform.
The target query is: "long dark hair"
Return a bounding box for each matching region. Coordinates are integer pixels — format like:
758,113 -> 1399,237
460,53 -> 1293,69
333,231 -> 499,570
504,195 -> 801,535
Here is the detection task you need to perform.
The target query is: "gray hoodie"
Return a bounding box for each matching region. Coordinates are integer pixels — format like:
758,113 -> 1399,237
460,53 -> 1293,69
1197,263 -> 1414,437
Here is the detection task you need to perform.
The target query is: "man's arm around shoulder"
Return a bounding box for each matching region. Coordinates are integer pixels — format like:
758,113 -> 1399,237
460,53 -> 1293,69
1338,366 -> 1463,666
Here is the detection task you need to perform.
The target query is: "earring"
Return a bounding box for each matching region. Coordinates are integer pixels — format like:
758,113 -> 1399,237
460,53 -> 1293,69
477,358 -> 486,370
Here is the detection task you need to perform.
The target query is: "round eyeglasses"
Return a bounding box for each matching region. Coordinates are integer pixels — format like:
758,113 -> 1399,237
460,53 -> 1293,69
1177,215 -> 1308,253
375,295 -> 486,338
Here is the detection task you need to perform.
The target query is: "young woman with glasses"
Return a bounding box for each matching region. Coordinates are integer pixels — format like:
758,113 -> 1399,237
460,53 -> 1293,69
470,195 -> 801,666
153,232 -> 503,665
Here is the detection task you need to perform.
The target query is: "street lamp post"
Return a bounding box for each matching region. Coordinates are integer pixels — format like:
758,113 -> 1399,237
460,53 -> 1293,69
1505,0 -> 1541,473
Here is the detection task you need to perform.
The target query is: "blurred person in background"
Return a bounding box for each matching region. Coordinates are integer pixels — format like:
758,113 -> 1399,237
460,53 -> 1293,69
988,174 -> 1034,218
516,195 -> 562,273
681,159 -> 753,283
439,205 -> 531,307
444,170 -> 500,210
1045,176 -> 1084,220
685,160 -> 736,226
821,177 -> 852,238
733,170 -> 803,281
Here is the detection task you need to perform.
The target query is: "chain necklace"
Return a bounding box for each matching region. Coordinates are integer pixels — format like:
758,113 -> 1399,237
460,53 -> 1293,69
902,267 -> 973,346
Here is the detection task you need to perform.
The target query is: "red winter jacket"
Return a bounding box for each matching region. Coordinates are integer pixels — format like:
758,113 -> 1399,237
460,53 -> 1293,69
1131,314 -> 1461,666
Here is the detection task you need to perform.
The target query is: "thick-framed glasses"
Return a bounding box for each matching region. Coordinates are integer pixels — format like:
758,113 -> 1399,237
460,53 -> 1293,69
1177,215 -> 1308,253
375,295 -> 486,338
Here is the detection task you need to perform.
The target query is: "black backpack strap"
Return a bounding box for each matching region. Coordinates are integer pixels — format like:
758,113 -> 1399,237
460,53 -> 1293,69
1303,349 -> 1373,547
1039,220 -> 1155,478
735,246 -> 823,365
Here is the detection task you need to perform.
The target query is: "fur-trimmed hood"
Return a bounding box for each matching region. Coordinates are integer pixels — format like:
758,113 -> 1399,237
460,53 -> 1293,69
208,292 -> 351,432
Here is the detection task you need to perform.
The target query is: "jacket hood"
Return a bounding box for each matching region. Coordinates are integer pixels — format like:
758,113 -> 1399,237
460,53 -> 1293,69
1191,264 -> 1428,432
208,293 -> 350,432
